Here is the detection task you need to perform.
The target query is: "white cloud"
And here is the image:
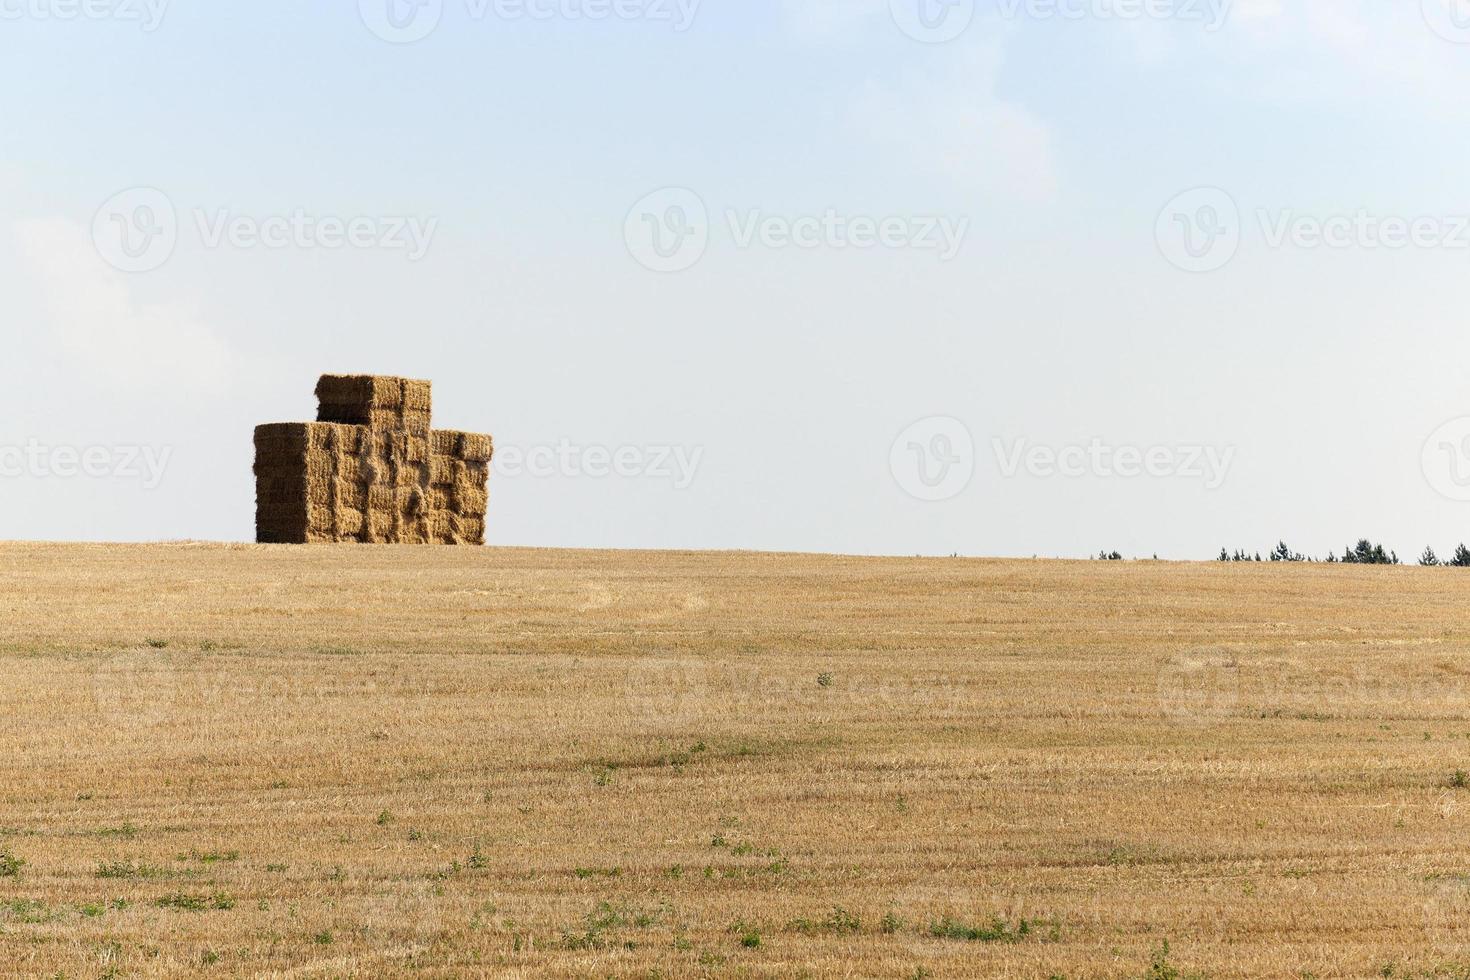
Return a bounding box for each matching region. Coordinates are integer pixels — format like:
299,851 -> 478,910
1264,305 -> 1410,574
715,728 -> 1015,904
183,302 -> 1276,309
849,38 -> 1057,201
13,218 -> 232,395
1217,0 -> 1470,111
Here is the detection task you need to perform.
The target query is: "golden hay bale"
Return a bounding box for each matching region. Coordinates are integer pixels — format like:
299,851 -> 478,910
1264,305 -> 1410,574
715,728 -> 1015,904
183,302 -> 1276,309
261,376 -> 487,546
317,376 -> 432,427
307,504 -> 365,538
316,374 -> 404,411
451,460 -> 490,489
428,456 -> 455,486
452,485 -> 489,517
458,432 -> 493,463
458,517 -> 486,545
402,485 -> 428,518
401,378 -> 432,412
368,486 -> 395,513
429,430 -> 494,463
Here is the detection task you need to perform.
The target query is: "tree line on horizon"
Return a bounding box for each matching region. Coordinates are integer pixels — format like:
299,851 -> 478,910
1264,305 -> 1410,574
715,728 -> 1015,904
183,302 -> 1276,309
1213,539 -> 1470,567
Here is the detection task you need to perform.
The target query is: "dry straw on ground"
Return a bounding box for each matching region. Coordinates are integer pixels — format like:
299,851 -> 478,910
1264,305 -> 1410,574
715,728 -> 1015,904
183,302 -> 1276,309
255,375 -> 491,546
3,545 -> 1470,977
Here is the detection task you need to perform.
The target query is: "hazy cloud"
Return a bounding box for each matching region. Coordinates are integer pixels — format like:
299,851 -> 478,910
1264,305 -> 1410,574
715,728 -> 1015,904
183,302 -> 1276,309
13,218 -> 232,395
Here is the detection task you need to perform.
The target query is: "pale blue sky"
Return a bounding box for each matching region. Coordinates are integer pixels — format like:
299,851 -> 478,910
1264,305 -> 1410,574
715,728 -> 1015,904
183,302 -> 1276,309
4,1 -> 1470,558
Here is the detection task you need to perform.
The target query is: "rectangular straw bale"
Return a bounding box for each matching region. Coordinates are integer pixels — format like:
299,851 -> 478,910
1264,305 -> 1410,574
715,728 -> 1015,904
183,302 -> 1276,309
396,519 -> 430,545
430,430 -> 494,463
357,454 -> 387,487
338,483 -> 369,512
255,496 -> 308,543
256,485 -> 303,509
259,376 -> 481,545
429,511 -> 475,545
457,517 -> 486,545
364,509 -> 395,544
458,432 -> 493,462
401,378 -> 432,412
454,459 -> 490,486
314,505 -> 364,538
299,477 -> 369,510
316,375 -> 407,424
254,423 -> 309,456
395,462 -> 429,488
254,469 -> 299,492
429,456 -> 455,485
256,422 -> 361,456
431,430 -> 458,457
368,431 -> 430,464
366,407 -> 432,437
335,455 -> 362,486
368,485 -> 395,512
452,484 -> 489,517
400,484 -> 429,518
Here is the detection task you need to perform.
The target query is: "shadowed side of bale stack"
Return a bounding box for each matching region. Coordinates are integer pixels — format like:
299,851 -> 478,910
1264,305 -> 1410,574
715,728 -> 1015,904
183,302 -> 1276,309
254,374 -> 492,545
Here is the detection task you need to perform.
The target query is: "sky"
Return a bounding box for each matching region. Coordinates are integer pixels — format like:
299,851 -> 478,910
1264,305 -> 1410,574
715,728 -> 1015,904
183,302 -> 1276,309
4,0 -> 1470,559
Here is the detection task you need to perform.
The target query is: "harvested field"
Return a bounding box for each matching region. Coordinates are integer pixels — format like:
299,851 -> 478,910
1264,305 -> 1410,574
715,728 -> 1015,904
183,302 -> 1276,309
2,544 -> 1470,977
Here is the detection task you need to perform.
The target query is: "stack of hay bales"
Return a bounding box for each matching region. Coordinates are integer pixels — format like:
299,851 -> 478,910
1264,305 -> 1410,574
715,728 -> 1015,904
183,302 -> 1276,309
254,375 -> 492,545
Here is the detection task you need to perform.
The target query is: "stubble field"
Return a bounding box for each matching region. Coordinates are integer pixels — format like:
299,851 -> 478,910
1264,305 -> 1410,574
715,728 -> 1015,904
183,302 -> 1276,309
2,543 -> 1469,978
